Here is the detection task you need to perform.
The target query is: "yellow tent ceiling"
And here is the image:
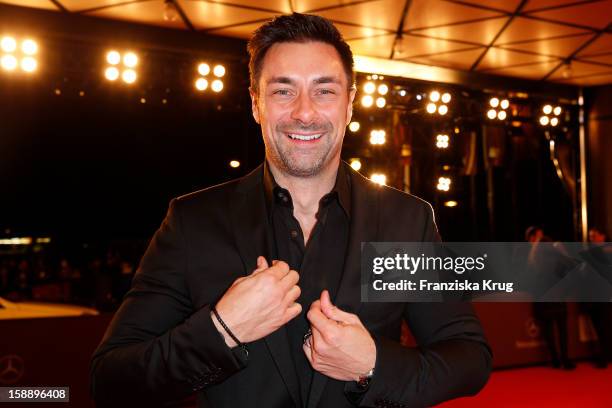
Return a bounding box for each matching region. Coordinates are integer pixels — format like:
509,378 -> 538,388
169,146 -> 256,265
1,0 -> 611,85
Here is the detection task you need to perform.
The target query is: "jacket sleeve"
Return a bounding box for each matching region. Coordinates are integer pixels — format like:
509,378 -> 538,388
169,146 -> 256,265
89,198 -> 246,406
349,201 -> 492,407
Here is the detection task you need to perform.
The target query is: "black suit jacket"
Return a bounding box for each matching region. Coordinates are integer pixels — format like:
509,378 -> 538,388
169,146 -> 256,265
90,161 -> 492,408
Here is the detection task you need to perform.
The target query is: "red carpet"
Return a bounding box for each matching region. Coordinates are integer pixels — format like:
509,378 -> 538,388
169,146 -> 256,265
440,363 -> 612,408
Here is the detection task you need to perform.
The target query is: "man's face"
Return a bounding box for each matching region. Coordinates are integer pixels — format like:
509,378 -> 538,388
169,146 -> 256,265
250,41 -> 356,178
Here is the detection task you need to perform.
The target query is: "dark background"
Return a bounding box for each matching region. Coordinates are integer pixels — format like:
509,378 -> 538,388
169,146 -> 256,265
0,4 -> 603,248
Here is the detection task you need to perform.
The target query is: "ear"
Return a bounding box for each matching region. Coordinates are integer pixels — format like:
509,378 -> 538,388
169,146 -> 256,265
345,86 -> 357,126
249,87 -> 261,124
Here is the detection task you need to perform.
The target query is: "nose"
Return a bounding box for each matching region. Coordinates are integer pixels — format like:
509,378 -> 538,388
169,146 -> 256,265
290,91 -> 316,126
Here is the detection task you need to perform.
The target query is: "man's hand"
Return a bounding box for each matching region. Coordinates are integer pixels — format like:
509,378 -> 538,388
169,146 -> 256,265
213,256 -> 301,347
303,290 -> 376,382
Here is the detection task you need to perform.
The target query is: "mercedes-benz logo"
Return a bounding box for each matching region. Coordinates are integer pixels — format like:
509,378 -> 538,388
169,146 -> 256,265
0,354 -> 25,385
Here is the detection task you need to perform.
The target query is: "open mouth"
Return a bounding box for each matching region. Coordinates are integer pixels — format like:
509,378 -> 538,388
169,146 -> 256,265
286,133 -> 324,141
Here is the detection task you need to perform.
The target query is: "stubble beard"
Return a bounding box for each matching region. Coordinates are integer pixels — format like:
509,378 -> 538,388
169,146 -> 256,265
265,120 -> 337,178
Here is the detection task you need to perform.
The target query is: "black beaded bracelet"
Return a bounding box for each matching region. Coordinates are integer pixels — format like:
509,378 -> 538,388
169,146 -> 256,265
211,306 -> 249,358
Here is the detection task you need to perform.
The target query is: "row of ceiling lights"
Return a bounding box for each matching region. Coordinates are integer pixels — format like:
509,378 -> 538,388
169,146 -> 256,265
2,38 -> 228,93
357,80 -> 566,129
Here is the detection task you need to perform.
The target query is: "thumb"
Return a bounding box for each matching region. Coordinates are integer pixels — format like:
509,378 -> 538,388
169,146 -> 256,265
320,289 -> 333,313
252,256 -> 269,274
320,290 -> 353,323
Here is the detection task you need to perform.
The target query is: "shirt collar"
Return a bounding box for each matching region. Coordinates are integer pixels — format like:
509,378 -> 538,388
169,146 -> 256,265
263,160 -> 351,219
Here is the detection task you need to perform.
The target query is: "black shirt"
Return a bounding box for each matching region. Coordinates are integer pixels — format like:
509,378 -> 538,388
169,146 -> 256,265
263,161 -> 351,407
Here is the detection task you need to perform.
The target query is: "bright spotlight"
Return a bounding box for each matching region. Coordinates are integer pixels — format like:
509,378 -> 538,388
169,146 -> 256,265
229,160 -> 240,168
1,54 -> 17,71
122,69 -> 137,84
363,81 -> 376,94
497,110 -> 507,120
213,64 -> 225,77
369,129 -> 386,145
20,56 -> 37,72
426,103 -> 437,114
437,104 -> 448,115
350,159 -> 362,171
487,109 -> 497,120
553,106 -> 562,116
429,90 -> 440,102
436,134 -> 449,149
436,176 -> 451,191
543,104 -> 552,115
106,50 -> 121,65
444,200 -> 458,207
211,79 -> 223,92
500,99 -> 509,110
348,121 -> 360,132
21,39 -> 37,55
399,89 -> 406,97
376,97 -> 386,108
441,92 -> 451,104
361,95 -> 374,108
539,115 -> 550,126
105,66 -> 119,81
370,173 -> 386,185
198,63 -> 210,76
489,97 -> 499,108
195,77 -> 208,91
1,36 -> 16,53
377,83 -> 388,95
123,52 -> 138,68
550,117 -> 559,126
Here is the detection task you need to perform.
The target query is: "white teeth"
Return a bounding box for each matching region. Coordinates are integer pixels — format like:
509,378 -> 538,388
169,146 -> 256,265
288,133 -> 322,141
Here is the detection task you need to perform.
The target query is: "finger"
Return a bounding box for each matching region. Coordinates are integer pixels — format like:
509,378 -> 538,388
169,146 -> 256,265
280,269 -> 299,290
266,260 -> 291,279
319,290 -> 354,323
310,324 -> 324,344
251,256 -> 269,275
283,302 -> 302,322
310,324 -> 327,354
307,303 -> 336,333
283,285 -> 301,305
303,336 -> 314,365
310,299 -> 321,311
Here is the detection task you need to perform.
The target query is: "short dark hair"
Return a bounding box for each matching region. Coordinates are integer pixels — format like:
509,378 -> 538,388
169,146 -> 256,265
247,13 -> 355,94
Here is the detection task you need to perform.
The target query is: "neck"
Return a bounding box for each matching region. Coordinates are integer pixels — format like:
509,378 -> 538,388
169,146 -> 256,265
268,158 -> 340,216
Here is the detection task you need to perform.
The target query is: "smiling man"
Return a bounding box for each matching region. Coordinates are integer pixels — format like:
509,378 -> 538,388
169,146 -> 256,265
90,13 -> 492,408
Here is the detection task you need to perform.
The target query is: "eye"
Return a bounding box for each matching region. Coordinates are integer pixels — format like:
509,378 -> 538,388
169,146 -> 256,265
273,89 -> 291,96
317,89 -> 335,95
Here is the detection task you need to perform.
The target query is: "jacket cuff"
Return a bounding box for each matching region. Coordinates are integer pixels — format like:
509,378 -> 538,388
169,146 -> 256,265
351,334 -> 423,408
184,304 -> 247,391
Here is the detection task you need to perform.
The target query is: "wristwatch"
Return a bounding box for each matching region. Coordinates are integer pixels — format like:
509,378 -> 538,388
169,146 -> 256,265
357,368 -> 374,389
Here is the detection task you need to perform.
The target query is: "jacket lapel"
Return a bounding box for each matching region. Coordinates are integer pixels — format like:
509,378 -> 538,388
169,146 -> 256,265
229,164 -> 303,408
307,164 -> 379,408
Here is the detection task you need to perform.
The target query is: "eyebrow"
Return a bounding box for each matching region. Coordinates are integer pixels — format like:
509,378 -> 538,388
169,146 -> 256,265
313,76 -> 341,85
266,76 -> 342,86
267,76 -> 295,86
